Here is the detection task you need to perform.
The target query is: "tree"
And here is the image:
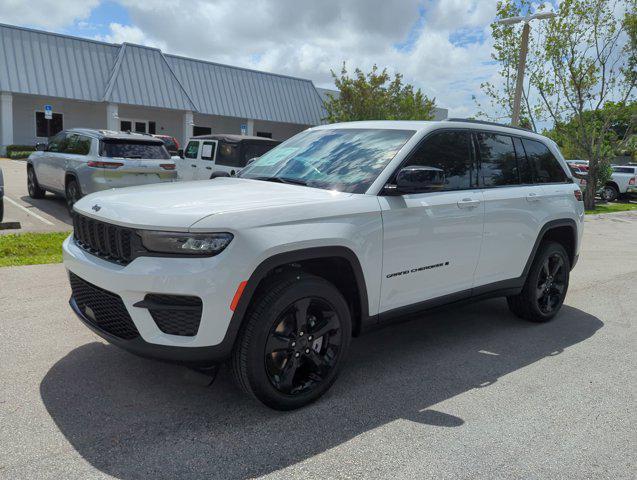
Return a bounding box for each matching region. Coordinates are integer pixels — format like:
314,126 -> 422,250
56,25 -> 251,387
481,0 -> 636,209
323,64 -> 436,123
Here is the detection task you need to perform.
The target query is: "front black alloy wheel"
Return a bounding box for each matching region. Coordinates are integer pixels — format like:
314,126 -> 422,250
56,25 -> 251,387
232,273 -> 351,410
265,297 -> 342,396
65,178 -> 81,212
507,241 -> 570,322
27,166 -> 46,199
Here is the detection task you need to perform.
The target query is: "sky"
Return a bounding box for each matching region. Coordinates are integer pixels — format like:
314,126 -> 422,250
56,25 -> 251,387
0,0 -> 551,119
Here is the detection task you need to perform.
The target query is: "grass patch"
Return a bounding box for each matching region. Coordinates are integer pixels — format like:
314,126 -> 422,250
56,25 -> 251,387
0,231 -> 70,267
585,202 -> 637,215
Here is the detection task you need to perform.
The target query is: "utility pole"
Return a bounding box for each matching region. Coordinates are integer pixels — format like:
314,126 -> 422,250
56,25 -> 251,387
497,12 -> 556,126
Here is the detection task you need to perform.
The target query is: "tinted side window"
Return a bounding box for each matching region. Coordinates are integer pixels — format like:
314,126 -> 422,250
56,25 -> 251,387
512,137 -> 533,184
404,130 -> 474,190
522,139 -> 567,183
184,141 -> 199,159
47,132 -> 68,153
475,133 -> 519,186
216,142 -> 241,167
65,135 -> 91,155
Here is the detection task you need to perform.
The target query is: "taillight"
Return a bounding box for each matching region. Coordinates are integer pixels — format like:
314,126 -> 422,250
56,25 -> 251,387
87,161 -> 123,169
160,163 -> 176,170
574,189 -> 583,201
630,177 -> 635,185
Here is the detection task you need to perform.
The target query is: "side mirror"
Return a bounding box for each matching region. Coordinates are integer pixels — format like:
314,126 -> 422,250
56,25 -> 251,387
35,142 -> 46,151
177,149 -> 184,158
386,166 -> 446,194
210,171 -> 231,179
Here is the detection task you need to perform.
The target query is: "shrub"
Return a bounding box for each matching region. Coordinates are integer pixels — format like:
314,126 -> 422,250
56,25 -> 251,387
8,151 -> 34,159
6,145 -> 36,156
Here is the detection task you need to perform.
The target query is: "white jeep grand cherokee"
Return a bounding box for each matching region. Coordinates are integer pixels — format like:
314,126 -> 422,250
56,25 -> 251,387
63,119 -> 584,410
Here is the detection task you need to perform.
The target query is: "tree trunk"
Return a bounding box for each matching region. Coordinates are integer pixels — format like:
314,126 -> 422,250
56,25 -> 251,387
584,168 -> 597,210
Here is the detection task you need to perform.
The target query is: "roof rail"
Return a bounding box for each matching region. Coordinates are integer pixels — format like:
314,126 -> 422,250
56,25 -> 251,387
445,118 -> 533,133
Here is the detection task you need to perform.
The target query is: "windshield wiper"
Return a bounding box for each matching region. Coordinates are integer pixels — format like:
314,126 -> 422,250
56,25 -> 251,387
252,176 -> 308,186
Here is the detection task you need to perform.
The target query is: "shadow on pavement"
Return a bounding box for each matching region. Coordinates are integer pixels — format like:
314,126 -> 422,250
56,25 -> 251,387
19,194 -> 71,226
40,299 -> 602,480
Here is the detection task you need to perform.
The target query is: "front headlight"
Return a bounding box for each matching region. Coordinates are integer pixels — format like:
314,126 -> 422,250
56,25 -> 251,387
139,231 -> 233,256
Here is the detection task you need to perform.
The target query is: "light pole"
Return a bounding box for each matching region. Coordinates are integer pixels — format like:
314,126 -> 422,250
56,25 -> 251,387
497,11 -> 556,126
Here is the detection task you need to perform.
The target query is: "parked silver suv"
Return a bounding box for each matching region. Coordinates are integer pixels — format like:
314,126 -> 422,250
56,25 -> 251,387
27,129 -> 177,211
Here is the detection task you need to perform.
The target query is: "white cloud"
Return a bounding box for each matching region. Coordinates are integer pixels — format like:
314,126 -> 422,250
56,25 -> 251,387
95,23 -> 166,49
0,0 -> 99,29
107,0 -> 501,117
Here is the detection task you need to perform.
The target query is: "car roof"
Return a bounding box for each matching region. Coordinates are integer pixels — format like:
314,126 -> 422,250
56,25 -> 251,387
311,119 -> 552,143
191,134 -> 281,143
67,128 -> 164,143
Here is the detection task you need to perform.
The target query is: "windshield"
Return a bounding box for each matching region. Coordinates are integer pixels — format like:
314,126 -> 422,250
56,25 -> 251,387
237,128 -> 414,193
100,140 -> 170,160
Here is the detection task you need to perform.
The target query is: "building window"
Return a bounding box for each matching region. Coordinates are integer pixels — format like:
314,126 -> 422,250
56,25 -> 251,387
120,120 -> 132,131
35,111 -> 63,138
256,131 -> 272,138
120,119 -> 148,134
148,121 -> 156,134
193,126 -> 212,136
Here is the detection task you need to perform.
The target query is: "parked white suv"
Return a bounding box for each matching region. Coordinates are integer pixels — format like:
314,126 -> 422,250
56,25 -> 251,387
27,129 -> 177,211
63,120 -> 584,410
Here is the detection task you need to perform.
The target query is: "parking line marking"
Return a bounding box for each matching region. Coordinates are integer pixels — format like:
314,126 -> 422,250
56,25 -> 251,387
4,196 -> 55,226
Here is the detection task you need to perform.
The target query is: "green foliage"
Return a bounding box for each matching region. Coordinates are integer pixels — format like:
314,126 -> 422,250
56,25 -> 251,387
0,232 -> 70,267
7,151 -> 34,159
323,64 -> 436,123
584,201 -> 637,214
5,145 -> 35,156
482,0 -> 636,209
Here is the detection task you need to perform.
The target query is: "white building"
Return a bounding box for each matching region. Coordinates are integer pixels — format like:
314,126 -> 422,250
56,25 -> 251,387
0,23 -> 447,154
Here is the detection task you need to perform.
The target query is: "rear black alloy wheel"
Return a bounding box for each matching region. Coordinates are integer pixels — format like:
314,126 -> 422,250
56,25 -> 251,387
507,241 -> 570,322
232,273 -> 351,410
535,253 -> 567,314
65,178 -> 81,212
265,297 -> 342,396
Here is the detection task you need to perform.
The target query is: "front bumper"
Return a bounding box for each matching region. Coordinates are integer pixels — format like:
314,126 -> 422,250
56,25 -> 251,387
626,186 -> 637,194
63,234 -> 246,362
69,296 -> 227,365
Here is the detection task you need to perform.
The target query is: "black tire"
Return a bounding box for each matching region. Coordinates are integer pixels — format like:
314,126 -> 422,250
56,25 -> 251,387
27,166 -> 46,199
65,177 -> 82,213
602,184 -> 619,202
232,272 -> 352,410
507,241 -> 570,322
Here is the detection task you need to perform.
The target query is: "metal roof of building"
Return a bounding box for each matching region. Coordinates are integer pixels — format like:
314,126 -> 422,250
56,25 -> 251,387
0,23 -> 325,125
165,54 -> 324,124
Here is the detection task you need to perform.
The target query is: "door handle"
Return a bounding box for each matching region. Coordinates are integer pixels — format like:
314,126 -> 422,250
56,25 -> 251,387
457,198 -> 480,208
526,192 -> 541,202
205,166 -> 212,170
191,164 -> 197,168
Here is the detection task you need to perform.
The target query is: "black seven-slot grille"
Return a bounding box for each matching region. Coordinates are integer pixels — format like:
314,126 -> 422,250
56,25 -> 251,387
138,294 -> 203,337
69,272 -> 140,340
73,214 -> 136,264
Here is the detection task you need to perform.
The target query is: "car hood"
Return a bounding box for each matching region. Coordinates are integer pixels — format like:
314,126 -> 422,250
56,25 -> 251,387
73,177 -> 352,230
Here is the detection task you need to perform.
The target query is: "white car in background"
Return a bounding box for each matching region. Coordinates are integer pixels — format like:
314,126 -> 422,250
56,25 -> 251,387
602,165 -> 637,201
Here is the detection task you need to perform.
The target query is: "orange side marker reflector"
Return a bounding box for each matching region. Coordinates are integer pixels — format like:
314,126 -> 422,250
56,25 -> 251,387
230,281 -> 248,311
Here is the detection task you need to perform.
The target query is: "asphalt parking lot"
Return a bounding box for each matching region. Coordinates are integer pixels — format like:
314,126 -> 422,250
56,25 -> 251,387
0,159 -> 71,234
1,212 -> 635,479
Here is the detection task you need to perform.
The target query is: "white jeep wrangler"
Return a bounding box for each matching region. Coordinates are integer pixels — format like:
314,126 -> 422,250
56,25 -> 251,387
63,120 -> 584,410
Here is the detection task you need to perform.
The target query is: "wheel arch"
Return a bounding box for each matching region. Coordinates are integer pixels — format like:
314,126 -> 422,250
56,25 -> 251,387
228,246 -> 370,343
523,219 -> 578,277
